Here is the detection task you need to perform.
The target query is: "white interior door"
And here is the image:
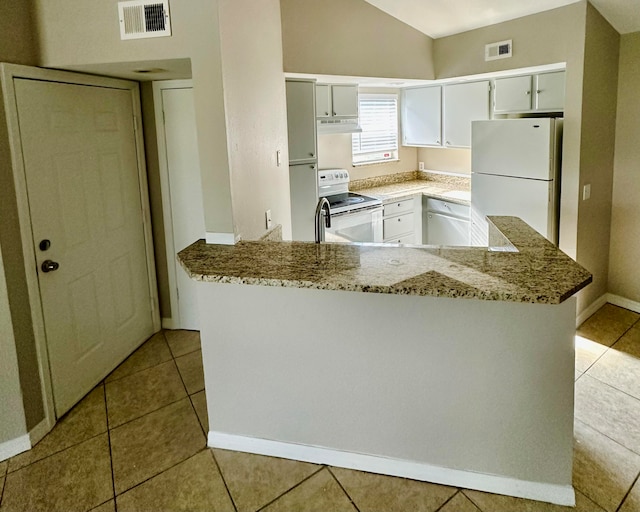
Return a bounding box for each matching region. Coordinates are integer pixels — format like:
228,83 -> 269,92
14,78 -> 155,416
156,84 -> 205,330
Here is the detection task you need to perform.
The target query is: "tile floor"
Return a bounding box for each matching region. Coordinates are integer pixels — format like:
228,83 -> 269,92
1,303 -> 639,511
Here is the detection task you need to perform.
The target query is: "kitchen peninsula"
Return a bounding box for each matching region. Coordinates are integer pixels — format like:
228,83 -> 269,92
179,217 -> 591,507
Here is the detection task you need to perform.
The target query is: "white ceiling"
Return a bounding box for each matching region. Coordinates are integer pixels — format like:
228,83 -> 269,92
363,0 -> 640,38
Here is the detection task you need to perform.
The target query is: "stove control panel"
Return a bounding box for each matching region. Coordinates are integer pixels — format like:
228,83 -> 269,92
318,168 -> 350,186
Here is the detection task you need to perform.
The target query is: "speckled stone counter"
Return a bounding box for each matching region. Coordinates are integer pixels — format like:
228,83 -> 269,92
178,216 -> 591,304
351,171 -> 471,205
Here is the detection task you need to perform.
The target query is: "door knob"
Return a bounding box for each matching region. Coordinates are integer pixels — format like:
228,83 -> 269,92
39,239 -> 51,251
41,260 -> 60,273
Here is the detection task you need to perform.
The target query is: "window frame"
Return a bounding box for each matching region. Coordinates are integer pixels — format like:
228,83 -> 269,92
352,93 -> 399,166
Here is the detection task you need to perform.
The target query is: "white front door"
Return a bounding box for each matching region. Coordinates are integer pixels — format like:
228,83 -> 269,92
156,84 -> 205,330
14,78 -> 155,416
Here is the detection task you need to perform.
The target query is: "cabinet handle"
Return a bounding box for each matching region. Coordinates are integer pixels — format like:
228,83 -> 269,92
436,140 -> 441,144
398,218 -> 401,222
526,91 -> 531,95
333,112 -> 337,116
446,141 -> 451,145
325,112 -> 329,115
310,153 -> 315,157
536,90 -> 542,94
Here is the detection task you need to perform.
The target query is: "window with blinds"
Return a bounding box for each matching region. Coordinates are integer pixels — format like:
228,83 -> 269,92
352,94 -> 399,165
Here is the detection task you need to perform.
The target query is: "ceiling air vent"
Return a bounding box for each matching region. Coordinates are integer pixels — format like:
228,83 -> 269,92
118,0 -> 171,40
485,39 -> 512,61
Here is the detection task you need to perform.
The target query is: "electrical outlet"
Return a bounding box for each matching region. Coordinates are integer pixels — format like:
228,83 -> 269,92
265,209 -> 272,229
418,162 -> 425,171
583,184 -> 591,201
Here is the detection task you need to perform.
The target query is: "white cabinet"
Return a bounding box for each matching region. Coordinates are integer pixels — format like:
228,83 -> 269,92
425,198 -> 470,246
286,79 -> 317,164
493,71 -> 565,114
493,75 -> 533,113
443,81 -> 490,148
535,71 -> 565,111
315,84 -> 358,118
383,197 -> 420,244
402,86 -> 442,147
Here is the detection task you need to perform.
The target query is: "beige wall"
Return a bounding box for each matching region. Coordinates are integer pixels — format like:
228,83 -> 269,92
280,0 -> 434,79
34,0 -> 234,237
417,148 -> 471,175
609,32 -> 640,303
317,88 -> 418,180
574,4 -> 620,312
139,82 -> 171,319
0,1 -> 45,445
0,1 -> 38,66
0,249 -> 28,445
219,0 -> 292,240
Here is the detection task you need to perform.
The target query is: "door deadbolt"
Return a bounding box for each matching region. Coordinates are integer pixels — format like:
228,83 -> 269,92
39,239 -> 51,251
41,260 -> 59,273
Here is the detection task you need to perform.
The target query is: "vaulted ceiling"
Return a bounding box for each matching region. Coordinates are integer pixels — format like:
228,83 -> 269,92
363,0 -> 640,38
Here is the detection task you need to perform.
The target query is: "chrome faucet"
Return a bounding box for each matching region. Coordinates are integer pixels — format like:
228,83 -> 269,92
314,197 -> 331,243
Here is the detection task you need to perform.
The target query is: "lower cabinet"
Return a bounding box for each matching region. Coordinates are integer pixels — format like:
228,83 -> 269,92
383,197 -> 421,244
424,197 -> 470,246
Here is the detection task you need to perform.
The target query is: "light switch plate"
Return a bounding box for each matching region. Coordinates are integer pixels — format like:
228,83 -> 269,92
583,184 -> 591,201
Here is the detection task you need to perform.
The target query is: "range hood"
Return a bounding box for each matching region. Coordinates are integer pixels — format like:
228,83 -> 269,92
317,118 -> 362,134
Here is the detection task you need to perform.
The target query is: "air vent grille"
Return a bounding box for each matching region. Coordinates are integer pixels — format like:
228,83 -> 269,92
118,0 -> 171,40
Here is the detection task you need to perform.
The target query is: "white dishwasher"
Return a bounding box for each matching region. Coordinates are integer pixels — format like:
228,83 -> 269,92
425,198 -> 471,246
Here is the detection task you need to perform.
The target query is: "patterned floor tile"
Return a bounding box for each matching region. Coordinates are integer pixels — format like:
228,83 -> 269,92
619,477 -> 640,512
577,304 -> 638,347
110,398 -> 205,495
463,489 -> 605,511
213,449 -> 320,512
116,451 -> 234,512
8,386 -> 106,472
262,468 -> 356,512
331,466 -> 456,512
439,491 -> 481,512
574,335 -> 608,373
587,324 -> 640,400
1,434 -> 112,512
190,390 -> 208,434
175,350 -> 205,395
105,360 -> 186,428
165,330 -> 201,358
575,375 -> 640,454
106,332 -> 172,382
573,420 -> 640,511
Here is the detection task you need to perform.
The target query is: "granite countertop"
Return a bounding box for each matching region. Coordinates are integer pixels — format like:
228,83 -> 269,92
350,171 -> 471,205
178,216 -> 592,304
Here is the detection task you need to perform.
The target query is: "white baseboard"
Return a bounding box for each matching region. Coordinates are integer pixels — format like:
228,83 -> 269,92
607,293 -> 640,314
576,294 -> 608,327
28,416 -> 54,447
208,431 -> 575,507
205,232 -> 237,245
161,317 -> 176,330
0,434 -> 31,462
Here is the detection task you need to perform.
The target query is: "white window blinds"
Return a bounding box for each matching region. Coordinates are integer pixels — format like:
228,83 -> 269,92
352,95 -> 398,164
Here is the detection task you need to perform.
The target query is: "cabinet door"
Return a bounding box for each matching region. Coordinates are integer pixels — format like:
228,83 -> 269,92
402,86 -> 441,146
443,81 -> 490,148
535,71 -> 565,111
331,85 -> 358,117
315,84 -> 331,118
286,80 -> 317,163
426,212 -> 470,246
493,75 -> 532,113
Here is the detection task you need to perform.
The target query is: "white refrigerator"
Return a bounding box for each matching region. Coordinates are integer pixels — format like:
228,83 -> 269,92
470,118 -> 563,246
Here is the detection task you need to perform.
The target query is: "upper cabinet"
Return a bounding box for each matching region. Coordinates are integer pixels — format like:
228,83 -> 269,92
443,81 -> 490,148
402,86 -> 442,147
402,81 -> 490,148
315,84 -> 358,118
494,71 -> 565,114
535,71 -> 566,111
286,79 -> 317,164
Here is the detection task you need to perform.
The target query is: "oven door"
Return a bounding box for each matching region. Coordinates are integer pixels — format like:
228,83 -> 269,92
325,207 -> 383,243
